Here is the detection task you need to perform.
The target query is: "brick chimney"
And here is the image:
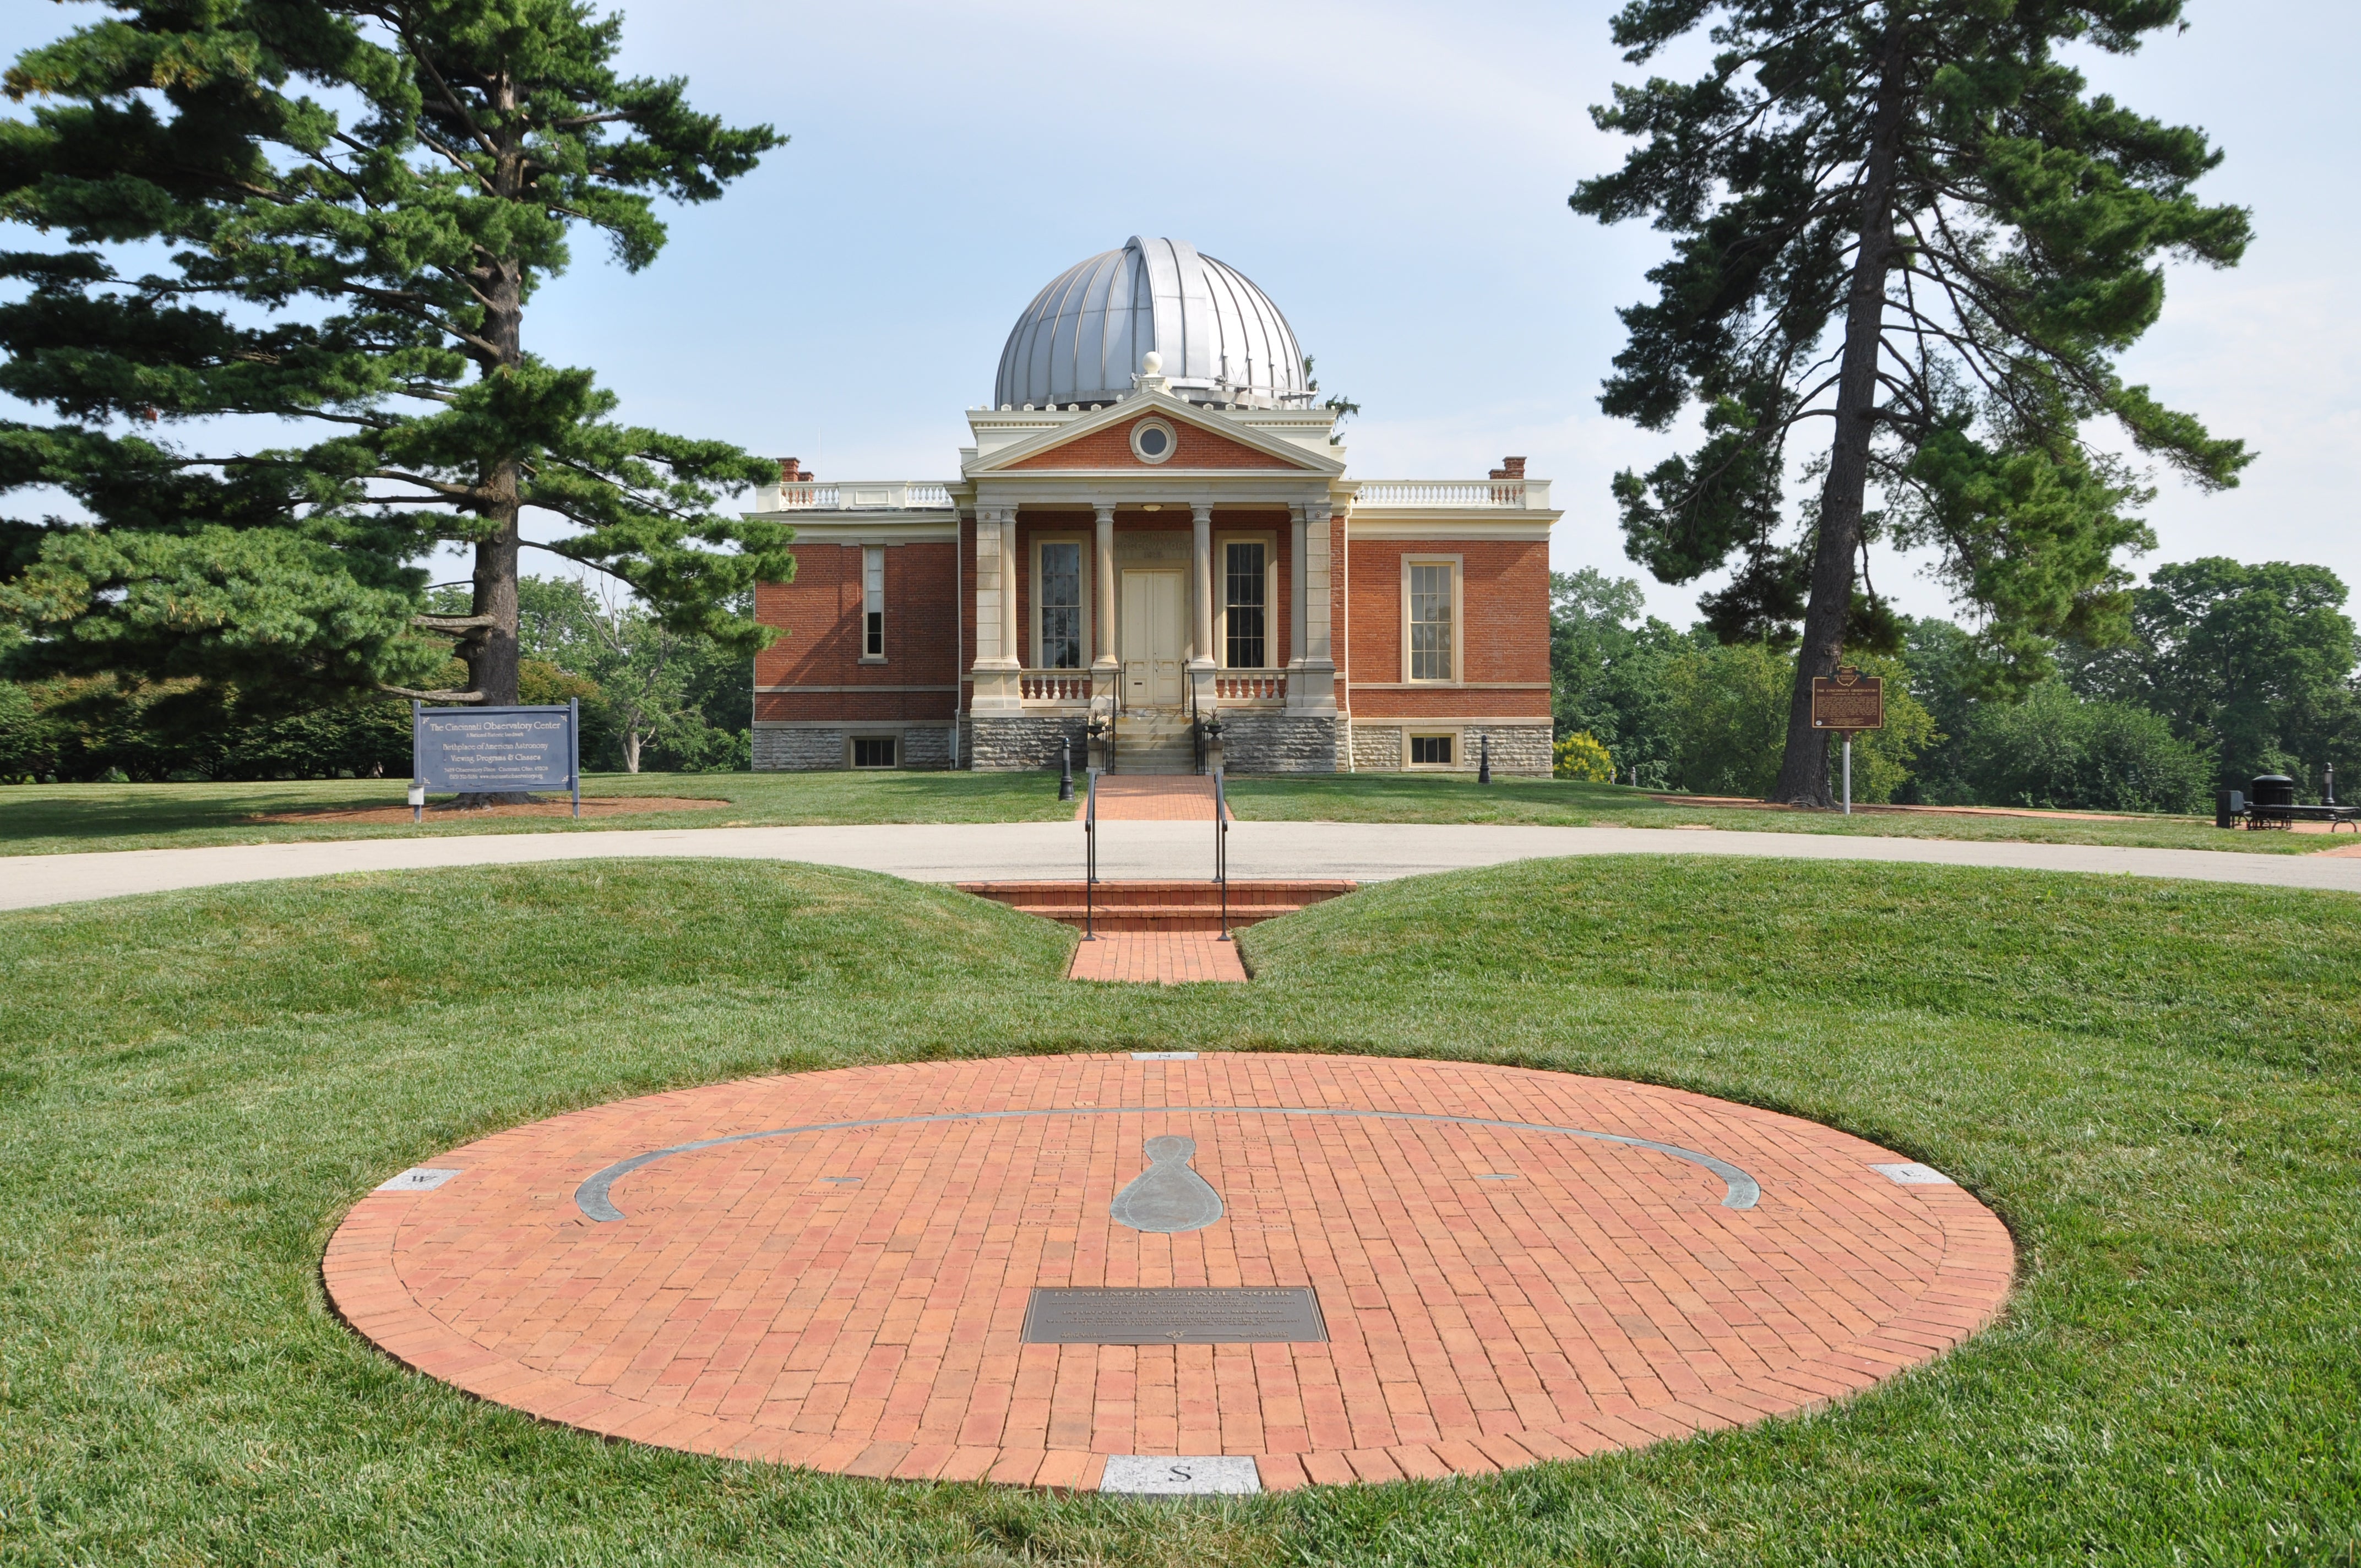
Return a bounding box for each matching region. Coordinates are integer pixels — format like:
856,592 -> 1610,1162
1487,456 -> 1527,480
777,458 -> 814,482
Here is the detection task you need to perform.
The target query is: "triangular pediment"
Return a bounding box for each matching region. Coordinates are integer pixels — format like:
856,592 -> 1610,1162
964,390 -> 1342,477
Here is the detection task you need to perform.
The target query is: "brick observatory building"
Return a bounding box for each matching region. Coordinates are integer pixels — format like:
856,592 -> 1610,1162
750,236 -> 1560,775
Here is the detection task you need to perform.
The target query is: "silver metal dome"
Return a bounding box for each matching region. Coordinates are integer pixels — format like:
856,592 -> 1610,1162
994,236 -> 1309,409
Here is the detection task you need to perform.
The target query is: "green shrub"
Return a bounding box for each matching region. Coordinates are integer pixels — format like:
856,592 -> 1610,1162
1663,641 -> 1792,796
1553,730 -> 1615,781
1962,682 -> 2214,812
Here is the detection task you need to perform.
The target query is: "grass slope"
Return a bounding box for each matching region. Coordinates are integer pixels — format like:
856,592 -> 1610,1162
1,857 -> 2355,1565
4,771 -> 2329,856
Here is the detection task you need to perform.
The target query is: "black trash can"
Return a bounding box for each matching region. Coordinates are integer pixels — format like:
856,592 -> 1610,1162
2249,774 -> 2296,829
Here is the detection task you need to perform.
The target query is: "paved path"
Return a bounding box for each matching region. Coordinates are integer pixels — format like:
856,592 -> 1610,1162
1068,932 -> 1249,984
5,821 -> 2358,912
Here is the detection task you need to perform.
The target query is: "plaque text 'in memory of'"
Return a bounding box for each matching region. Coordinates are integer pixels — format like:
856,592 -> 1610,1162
1021,1287 -> 1328,1345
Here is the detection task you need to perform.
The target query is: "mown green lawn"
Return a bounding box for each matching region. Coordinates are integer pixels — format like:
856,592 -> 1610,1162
0,770 -> 1078,855
1225,771 -> 2317,852
1,769 -> 2326,856
2,855 -> 2353,1565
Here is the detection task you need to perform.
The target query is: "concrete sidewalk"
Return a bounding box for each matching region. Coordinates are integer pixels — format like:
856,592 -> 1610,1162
4,820 -> 2358,912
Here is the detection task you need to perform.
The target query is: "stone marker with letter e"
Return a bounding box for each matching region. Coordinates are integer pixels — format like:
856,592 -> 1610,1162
1809,667 -> 1885,814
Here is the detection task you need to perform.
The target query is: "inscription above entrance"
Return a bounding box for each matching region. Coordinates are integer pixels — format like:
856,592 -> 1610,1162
1021,1287 -> 1328,1344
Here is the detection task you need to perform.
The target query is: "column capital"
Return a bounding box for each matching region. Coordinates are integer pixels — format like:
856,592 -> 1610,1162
1093,502 -> 1116,524
1190,502 -> 1214,525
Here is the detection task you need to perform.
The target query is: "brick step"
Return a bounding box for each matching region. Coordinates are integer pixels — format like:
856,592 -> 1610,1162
958,879 -> 1356,931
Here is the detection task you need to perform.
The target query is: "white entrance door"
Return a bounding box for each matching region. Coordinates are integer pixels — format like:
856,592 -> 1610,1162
1121,570 -> 1185,707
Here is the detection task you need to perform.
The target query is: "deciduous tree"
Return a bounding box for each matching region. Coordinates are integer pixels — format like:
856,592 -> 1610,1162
2064,557 -> 2359,789
1572,0 -> 2250,804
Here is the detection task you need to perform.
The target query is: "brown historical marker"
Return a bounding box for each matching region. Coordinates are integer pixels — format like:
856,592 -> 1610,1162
1810,666 -> 1886,732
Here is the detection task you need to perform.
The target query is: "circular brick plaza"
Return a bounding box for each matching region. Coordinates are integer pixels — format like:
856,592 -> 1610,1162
324,1054 -> 2012,1491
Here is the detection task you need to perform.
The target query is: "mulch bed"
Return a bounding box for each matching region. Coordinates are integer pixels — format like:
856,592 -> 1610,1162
249,796 -> 730,825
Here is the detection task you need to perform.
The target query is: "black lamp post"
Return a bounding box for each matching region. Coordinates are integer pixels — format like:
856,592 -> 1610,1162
1058,735 -> 1074,802
1477,732 -> 1492,785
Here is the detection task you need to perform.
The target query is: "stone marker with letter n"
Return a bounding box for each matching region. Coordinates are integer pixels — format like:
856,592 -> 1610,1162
1808,666 -> 1884,815
410,699 -> 581,819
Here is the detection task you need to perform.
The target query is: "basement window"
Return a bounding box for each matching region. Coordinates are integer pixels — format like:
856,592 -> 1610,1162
850,736 -> 897,770
1408,734 -> 1455,767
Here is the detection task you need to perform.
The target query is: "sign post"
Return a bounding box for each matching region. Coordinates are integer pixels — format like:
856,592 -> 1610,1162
1809,667 -> 1886,816
411,701 -> 581,818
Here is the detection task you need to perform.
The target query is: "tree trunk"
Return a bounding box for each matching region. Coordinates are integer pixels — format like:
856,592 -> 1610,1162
623,722 -> 641,774
1771,23 -> 1912,807
454,69 -> 531,803
467,494 -> 521,707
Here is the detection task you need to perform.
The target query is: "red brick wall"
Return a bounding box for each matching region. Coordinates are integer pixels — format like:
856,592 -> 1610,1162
1005,417 -> 1311,471
1345,537 -> 1550,719
753,540 -> 958,723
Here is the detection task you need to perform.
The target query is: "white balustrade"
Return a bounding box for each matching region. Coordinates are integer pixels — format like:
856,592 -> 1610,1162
759,481 -> 954,511
1019,670 -> 1092,704
1352,478 -> 1551,509
1213,670 -> 1287,704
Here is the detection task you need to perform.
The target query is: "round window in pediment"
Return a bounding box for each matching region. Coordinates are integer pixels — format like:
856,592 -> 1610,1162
1130,419 -> 1177,464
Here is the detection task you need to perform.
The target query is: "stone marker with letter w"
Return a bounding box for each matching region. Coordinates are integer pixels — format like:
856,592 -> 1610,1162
410,700 -> 581,820
1809,667 -> 1884,815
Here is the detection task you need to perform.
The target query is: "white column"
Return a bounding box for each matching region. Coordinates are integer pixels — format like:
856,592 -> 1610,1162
972,505 -> 1021,711
1093,504 -> 1117,671
1288,503 -> 1308,672
1190,503 -> 1215,669
1291,498 -> 1337,715
1000,505 -> 1021,669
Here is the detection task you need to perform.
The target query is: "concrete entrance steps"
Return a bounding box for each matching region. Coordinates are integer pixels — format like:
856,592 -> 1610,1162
958,878 -> 1357,933
1113,711 -> 1196,775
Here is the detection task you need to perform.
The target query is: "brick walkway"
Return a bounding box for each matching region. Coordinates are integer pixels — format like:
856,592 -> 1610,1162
1067,932 -> 1249,983
1077,775 -> 1229,821
325,1054 -> 2013,1491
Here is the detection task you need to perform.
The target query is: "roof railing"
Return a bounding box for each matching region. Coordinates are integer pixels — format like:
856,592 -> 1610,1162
752,478 -> 1552,512
753,481 -> 954,511
1351,478 -> 1552,509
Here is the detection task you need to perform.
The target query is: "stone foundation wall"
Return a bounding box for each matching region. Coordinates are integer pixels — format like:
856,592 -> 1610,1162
752,722 -> 956,771
1213,711 -> 1337,774
1477,723 -> 1553,777
969,713 -> 1088,772
1342,721 -> 1552,776
752,725 -> 844,771
1348,721 -> 1401,772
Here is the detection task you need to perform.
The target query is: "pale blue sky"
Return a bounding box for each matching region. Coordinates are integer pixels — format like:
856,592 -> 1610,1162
6,1 -> 2354,628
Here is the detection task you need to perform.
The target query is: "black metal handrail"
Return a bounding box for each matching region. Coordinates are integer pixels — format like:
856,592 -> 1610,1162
1083,765 -> 1097,939
1214,765 -> 1230,941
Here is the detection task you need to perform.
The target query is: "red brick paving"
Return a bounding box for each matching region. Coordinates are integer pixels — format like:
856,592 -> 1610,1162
1067,932 -> 1249,983
1076,776 -> 1230,821
325,1055 -> 2013,1490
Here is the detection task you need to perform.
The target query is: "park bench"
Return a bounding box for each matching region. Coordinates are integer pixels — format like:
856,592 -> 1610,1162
2217,772 -> 2361,831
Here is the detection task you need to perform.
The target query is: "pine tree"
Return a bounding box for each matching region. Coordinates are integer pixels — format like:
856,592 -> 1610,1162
1571,0 -> 2250,804
0,0 -> 792,728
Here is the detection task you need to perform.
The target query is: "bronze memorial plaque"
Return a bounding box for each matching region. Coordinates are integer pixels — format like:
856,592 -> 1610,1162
1811,667 -> 1886,732
1021,1287 -> 1328,1345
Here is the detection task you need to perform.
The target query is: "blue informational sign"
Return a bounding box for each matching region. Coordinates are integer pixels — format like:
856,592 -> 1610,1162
411,700 -> 580,818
